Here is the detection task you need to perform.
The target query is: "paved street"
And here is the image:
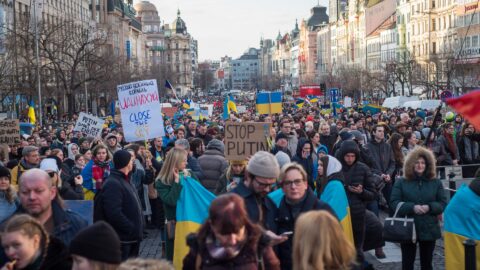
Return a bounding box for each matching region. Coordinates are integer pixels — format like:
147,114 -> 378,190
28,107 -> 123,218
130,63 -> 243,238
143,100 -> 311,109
139,229 -> 164,259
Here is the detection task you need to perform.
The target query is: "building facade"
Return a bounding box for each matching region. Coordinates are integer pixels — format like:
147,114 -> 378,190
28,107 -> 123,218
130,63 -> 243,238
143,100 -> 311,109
231,48 -> 259,90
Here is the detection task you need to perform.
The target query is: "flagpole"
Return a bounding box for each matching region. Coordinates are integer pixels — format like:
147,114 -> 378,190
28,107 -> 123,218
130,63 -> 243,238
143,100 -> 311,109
33,0 -> 42,125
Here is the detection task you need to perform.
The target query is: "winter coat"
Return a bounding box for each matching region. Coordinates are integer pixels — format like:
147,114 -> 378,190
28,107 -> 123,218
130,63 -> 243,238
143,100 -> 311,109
0,192 -> 17,224
231,182 -> 278,232
275,189 -> 335,270
183,227 -> 280,270
215,172 -> 244,195
188,155 -> 205,181
101,169 -> 144,242
198,149 -> 228,193
279,131 -> 298,157
367,139 -> 395,176
10,159 -> 38,187
437,134 -> 460,165
457,133 -> 480,164
291,138 -> 315,189
390,147 -> 447,241
320,134 -> 337,154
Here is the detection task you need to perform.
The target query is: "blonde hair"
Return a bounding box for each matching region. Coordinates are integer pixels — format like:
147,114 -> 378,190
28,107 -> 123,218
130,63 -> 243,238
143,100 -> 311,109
1,214 -> 49,258
293,211 -> 356,270
279,162 -> 307,185
157,148 -> 188,185
118,258 -> 174,270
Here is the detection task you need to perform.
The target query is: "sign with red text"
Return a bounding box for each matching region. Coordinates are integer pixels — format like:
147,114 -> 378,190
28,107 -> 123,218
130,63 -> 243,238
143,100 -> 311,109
117,79 -> 165,142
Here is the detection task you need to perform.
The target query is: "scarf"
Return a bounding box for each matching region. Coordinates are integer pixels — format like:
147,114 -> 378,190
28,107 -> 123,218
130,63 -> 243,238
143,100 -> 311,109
20,159 -> 38,170
445,133 -> 458,160
92,159 -> 110,191
206,233 -> 246,260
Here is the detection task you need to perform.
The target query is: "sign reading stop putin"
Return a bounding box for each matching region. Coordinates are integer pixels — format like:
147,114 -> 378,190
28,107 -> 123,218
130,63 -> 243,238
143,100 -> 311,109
224,122 -> 271,161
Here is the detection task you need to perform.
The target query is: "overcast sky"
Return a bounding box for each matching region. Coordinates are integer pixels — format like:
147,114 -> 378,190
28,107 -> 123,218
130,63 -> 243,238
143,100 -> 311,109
143,0 -> 329,61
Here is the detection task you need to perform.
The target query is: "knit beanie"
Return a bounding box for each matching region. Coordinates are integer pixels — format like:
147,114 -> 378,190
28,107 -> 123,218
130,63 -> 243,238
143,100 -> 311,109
247,151 -> 280,179
0,166 -> 10,179
275,151 -> 291,169
207,139 -> 225,153
113,150 -> 132,170
70,221 -> 122,264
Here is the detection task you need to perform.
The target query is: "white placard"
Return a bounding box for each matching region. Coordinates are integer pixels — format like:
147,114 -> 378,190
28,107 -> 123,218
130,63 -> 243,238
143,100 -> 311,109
344,96 -> 352,108
117,79 -> 165,142
73,112 -> 105,138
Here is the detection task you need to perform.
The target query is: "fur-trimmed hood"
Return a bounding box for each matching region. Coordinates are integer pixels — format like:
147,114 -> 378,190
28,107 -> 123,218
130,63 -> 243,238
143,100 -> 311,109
403,146 -> 437,181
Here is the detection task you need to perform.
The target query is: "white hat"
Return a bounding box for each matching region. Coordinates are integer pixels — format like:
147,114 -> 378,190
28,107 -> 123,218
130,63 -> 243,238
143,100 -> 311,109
40,158 -> 59,173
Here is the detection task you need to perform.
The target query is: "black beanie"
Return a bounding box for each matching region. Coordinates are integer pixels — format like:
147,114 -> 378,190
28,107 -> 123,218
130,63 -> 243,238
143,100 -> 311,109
0,166 -> 10,179
113,150 -> 132,170
69,221 -> 121,264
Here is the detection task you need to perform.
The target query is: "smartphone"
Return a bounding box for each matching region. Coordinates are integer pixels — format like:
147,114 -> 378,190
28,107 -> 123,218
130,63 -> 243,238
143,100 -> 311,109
281,231 -> 293,236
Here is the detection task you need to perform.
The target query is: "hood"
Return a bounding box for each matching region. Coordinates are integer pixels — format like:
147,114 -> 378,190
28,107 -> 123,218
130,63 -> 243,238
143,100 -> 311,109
295,138 -> 314,158
206,139 -> 225,153
403,146 -> 437,181
326,155 -> 342,177
337,140 -> 360,166
67,143 -> 78,160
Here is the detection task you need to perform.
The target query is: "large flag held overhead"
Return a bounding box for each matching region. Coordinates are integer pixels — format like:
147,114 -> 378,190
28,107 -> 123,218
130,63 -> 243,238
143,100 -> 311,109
446,90 -> 480,130
444,184 -> 480,270
256,92 -> 282,114
28,101 -> 36,125
173,177 -> 215,269
295,98 -> 305,109
222,95 -> 237,120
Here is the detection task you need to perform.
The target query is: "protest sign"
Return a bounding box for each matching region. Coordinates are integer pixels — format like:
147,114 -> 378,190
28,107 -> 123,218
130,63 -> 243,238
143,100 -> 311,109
162,107 -> 178,118
344,96 -> 352,108
224,122 -> 271,160
73,112 -> 105,138
0,120 -> 20,145
117,79 -> 165,142
237,105 -> 247,113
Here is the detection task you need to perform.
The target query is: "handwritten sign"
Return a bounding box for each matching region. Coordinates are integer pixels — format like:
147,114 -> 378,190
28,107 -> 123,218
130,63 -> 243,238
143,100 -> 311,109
224,122 -> 271,160
73,113 -> 105,138
0,120 -> 20,145
117,79 -> 165,142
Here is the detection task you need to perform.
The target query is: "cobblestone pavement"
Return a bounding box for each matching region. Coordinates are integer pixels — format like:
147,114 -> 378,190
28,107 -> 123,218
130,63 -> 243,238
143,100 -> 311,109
139,213 -> 446,270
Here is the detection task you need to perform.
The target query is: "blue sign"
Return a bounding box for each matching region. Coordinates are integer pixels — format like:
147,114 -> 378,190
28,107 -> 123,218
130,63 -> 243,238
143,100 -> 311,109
329,88 -> 339,103
126,40 -> 131,60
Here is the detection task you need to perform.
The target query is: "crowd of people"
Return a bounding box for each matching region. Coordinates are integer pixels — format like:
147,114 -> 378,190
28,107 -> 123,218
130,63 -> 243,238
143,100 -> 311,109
0,96 -> 479,270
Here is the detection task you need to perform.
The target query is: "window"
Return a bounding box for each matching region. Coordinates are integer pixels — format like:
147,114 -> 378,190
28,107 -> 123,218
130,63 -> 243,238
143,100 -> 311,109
432,0 -> 435,8
432,19 -> 436,31
465,36 -> 471,48
473,36 -> 479,47
432,42 -> 436,54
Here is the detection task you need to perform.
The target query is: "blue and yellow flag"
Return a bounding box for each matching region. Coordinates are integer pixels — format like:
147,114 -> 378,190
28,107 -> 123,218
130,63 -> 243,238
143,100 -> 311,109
444,184 -> 480,270
227,95 -> 237,114
256,92 -> 282,114
362,104 -> 382,115
267,182 -> 354,245
295,98 -> 305,109
307,95 -> 319,103
173,177 -> 215,269
28,101 -> 36,125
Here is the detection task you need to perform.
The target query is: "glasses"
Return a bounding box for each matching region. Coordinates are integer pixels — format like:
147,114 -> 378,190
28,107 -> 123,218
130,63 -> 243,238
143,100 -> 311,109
47,172 -> 56,178
283,179 -> 304,187
253,178 -> 274,189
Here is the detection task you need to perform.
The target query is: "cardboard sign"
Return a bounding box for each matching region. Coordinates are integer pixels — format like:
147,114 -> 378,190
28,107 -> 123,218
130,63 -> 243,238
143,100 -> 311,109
162,107 -> 178,118
117,79 -> 165,142
224,122 -> 271,160
0,120 -> 20,145
73,112 -> 105,138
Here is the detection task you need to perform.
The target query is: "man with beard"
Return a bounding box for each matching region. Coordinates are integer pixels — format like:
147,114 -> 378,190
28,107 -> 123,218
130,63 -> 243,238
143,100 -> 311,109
231,151 -> 280,232
271,133 -> 292,158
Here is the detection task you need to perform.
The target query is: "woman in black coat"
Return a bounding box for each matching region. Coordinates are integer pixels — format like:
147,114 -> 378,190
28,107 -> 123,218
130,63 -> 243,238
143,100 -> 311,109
291,138 -> 315,189
336,140 -> 377,267
275,163 -> 335,270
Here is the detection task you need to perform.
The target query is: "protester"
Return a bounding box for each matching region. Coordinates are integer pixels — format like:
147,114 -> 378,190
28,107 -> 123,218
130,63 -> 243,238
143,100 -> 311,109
401,131 -> 418,156
189,138 -> 204,159
0,167 -> 17,224
278,119 -> 298,156
231,151 -> 279,232
198,139 -> 228,193
276,162 -> 335,270
81,144 -> 112,200
105,134 -> 122,156
390,146 -> 447,270
320,122 -> 337,154
292,211 -> 356,270
70,221 -> 122,270
1,214 -> 72,270
291,138 -> 315,190
174,139 -> 204,181
215,160 -> 246,195
101,150 -> 143,260
437,123 -> 460,165
183,193 -> 281,270
11,146 -> 40,187
456,122 -> 480,177
65,143 -> 80,170
149,137 -> 166,163
271,133 -> 292,158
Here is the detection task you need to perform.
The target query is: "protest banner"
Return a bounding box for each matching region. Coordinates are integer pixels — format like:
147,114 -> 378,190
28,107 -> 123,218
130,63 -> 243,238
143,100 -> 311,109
73,112 -> 105,138
237,105 -> 247,113
0,120 -> 20,145
224,122 -> 271,160
117,79 -> 165,142
344,96 -> 352,108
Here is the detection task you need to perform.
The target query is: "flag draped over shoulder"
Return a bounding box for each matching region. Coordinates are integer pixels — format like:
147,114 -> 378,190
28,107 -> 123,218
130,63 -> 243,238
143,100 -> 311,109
446,90 -> 480,130
173,177 -> 215,269
444,184 -> 480,270
28,101 -> 36,125
319,180 -> 354,245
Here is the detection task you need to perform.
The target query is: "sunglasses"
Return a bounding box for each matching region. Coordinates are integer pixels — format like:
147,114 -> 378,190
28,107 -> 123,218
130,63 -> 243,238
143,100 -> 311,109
47,171 -> 57,178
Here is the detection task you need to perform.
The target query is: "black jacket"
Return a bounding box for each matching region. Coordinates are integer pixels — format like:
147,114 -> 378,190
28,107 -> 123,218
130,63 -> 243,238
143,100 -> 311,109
102,169 -> 144,242
320,134 -> 337,154
336,141 -> 377,215
291,138 -> 315,189
231,182 -> 278,232
276,189 -> 335,270
367,139 -> 395,176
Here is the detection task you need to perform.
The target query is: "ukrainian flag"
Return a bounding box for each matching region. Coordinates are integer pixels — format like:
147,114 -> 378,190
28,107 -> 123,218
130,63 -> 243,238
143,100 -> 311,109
267,182 -> 354,245
182,99 -> 191,110
307,95 -> 319,103
362,104 -> 382,115
256,92 -> 282,114
227,95 -> 237,114
444,184 -> 480,270
173,177 -> 215,269
28,101 -> 36,125
295,98 -> 305,109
